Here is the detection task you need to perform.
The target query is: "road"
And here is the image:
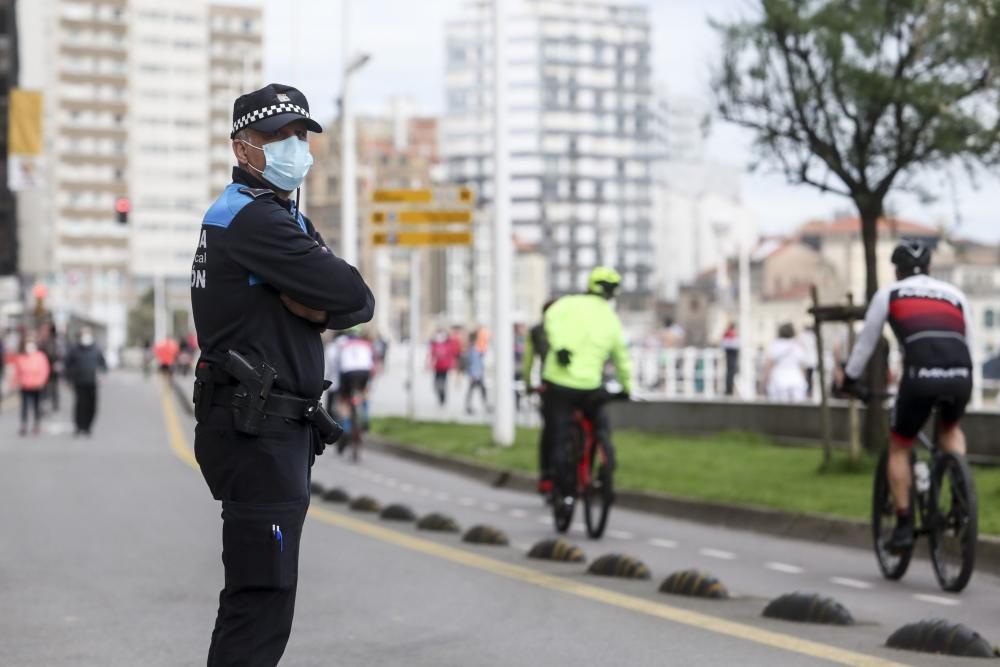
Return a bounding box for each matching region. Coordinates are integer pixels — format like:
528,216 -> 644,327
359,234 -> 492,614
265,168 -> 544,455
1,372 -> 996,666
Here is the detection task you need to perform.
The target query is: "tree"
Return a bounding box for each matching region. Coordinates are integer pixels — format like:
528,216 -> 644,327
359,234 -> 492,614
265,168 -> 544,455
713,0 -> 1000,450
714,0 -> 1000,298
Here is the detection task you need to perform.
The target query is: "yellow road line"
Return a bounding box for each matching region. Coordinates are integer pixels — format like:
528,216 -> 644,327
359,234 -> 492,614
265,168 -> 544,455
157,381 -> 910,667
158,377 -> 199,471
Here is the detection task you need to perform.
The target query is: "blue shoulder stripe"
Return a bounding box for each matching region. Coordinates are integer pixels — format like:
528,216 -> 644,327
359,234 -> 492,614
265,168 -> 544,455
202,183 -> 254,229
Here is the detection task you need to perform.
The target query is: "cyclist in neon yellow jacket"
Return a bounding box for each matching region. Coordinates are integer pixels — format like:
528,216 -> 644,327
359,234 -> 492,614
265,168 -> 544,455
540,266 -> 632,496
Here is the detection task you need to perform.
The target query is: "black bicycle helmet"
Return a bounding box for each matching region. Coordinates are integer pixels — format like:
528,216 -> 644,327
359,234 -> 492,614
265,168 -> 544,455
891,239 -> 931,275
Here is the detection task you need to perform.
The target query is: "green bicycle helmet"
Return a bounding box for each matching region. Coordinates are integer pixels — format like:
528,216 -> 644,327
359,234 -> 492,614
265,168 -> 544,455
587,266 -> 622,299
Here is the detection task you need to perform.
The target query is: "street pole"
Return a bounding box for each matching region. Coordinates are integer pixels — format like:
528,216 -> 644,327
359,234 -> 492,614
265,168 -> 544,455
491,0 -> 514,446
340,0 -> 357,266
407,251 -> 421,419
153,273 -> 166,343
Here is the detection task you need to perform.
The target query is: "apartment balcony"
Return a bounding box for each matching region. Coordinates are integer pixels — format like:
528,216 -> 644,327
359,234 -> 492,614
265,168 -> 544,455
60,124 -> 127,139
59,70 -> 127,87
59,152 -> 128,168
60,42 -> 127,59
60,98 -> 128,114
58,179 -> 126,194
59,17 -> 128,35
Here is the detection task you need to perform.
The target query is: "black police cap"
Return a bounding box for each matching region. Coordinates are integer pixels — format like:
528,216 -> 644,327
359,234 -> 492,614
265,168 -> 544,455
231,83 -> 323,139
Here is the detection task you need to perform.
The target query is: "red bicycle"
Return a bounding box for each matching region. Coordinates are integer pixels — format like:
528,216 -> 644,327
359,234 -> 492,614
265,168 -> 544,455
552,390 -> 628,538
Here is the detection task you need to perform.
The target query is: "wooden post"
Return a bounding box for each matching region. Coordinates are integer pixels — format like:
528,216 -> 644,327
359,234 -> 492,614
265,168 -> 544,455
811,285 -> 832,469
846,292 -> 860,467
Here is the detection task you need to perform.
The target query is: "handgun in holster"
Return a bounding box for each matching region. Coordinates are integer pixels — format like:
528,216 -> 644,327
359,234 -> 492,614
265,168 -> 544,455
222,350 -> 277,436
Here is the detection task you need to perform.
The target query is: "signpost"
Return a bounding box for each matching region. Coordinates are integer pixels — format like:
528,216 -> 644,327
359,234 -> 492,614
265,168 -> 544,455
369,186 -> 475,418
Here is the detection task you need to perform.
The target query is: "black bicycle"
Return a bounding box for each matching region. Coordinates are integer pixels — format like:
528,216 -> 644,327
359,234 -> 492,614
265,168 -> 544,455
552,390 -> 628,539
870,409 -> 978,592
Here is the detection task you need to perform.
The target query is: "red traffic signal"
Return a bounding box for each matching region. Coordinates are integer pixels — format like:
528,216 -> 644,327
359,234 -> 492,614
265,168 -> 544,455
115,197 -> 130,224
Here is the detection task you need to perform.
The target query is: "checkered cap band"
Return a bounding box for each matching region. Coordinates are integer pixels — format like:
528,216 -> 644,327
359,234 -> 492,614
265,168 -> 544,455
232,103 -> 311,134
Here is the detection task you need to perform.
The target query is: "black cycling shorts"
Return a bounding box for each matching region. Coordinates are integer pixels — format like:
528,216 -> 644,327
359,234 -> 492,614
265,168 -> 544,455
890,375 -> 972,444
338,370 -> 371,399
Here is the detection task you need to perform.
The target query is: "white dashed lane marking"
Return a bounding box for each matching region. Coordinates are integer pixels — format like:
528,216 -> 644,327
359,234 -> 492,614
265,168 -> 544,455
483,502 -> 500,512
699,548 -> 737,561
765,562 -> 804,575
607,530 -> 634,540
399,483 -> 414,493
536,516 -> 551,525
434,492 -> 450,502
458,497 -> 477,507
913,594 -> 961,606
830,577 -> 873,590
509,509 -> 528,519
649,538 -> 678,549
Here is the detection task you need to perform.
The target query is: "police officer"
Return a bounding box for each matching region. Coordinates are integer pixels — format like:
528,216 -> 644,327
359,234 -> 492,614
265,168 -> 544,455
190,83 -> 374,667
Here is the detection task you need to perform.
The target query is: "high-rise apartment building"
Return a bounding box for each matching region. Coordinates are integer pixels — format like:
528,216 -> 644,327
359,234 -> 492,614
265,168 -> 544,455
15,0 -> 262,351
207,2 -> 262,197
443,0 -> 656,324
0,0 -> 17,277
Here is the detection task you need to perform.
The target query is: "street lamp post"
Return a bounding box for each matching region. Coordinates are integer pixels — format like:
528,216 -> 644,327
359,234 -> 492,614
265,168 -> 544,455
339,0 -> 370,267
491,0 -> 514,447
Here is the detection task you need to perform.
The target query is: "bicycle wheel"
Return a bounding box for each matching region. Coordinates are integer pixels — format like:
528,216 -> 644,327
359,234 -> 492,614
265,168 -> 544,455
928,452 -> 977,592
582,440 -> 613,539
871,450 -> 914,580
552,421 -> 582,533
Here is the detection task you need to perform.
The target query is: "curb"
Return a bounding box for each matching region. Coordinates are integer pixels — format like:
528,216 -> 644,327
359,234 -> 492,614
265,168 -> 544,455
366,436 -> 1000,576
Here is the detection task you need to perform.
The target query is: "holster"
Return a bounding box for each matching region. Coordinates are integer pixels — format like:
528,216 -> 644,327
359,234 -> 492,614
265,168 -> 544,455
223,350 -> 277,436
193,361 -> 216,423
303,402 -> 343,447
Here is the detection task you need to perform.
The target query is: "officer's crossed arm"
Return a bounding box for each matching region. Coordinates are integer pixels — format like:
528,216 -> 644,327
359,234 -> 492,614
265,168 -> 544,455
228,205 -> 374,328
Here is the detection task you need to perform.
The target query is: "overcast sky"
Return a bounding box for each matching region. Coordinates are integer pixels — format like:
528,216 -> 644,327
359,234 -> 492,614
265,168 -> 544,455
256,0 -> 1000,243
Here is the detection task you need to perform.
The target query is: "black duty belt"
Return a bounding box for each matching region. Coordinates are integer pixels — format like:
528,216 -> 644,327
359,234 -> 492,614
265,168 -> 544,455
210,384 -> 314,422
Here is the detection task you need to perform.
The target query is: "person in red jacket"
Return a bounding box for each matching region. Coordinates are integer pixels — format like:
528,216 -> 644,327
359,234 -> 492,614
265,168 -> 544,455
429,330 -> 458,406
10,337 -> 51,436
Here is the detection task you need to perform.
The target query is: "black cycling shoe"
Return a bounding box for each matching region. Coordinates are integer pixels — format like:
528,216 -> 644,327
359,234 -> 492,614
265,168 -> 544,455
887,519 -> 915,554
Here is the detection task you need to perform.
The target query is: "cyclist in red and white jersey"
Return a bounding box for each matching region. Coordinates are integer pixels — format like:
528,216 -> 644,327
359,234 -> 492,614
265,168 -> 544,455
335,328 -> 375,442
840,240 -> 973,553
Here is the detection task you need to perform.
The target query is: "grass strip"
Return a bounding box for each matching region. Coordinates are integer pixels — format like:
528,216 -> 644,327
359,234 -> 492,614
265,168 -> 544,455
370,417 -> 1000,536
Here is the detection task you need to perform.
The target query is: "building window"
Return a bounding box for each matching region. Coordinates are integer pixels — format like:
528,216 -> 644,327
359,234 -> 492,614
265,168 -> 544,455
986,308 -> 995,329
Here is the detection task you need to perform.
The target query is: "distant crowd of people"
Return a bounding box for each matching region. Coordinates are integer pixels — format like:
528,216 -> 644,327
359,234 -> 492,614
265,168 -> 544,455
2,323 -> 106,436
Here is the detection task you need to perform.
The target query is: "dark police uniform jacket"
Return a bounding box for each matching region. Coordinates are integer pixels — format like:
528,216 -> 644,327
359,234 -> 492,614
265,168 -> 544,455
191,167 -> 374,400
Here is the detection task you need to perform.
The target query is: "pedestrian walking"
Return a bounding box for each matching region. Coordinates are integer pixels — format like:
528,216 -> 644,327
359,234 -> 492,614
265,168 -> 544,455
154,338 -> 179,375
799,324 -> 819,399
190,83 -> 373,667
42,322 -> 65,413
10,337 -> 50,436
465,329 -> 488,414
762,323 -> 808,402
429,330 -> 456,406
0,333 -> 6,414
65,327 -> 106,436
720,322 -> 739,396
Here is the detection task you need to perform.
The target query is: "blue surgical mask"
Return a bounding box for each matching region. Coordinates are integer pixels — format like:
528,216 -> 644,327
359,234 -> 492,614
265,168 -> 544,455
241,135 -> 313,191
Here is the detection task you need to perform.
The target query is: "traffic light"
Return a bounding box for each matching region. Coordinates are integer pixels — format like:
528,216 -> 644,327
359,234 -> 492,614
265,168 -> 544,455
115,197 -> 130,224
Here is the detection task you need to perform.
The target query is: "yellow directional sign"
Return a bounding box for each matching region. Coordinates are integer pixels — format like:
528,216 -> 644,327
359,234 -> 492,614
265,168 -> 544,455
372,186 -> 476,205
373,189 -> 433,204
372,231 -> 473,247
371,210 -> 472,225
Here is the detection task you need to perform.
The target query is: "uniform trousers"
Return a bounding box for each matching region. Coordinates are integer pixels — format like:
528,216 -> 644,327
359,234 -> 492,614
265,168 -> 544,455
195,405 -> 314,667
